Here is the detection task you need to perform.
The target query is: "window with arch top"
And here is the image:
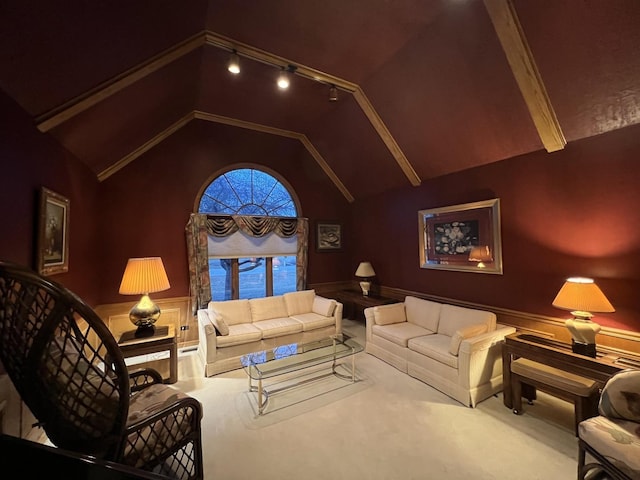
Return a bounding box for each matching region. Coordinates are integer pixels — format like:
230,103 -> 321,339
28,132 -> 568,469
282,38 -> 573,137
197,167 -> 299,300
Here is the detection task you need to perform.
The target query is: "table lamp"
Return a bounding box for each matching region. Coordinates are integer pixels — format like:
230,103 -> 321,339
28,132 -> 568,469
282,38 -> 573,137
119,257 -> 171,337
552,277 -> 614,357
355,261 -> 376,296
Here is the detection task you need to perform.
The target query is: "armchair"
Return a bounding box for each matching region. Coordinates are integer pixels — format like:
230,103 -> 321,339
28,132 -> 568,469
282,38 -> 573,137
0,262 -> 203,479
578,369 -> 640,480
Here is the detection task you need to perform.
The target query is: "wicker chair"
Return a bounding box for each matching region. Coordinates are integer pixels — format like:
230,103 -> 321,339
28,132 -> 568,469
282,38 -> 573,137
0,262 -> 203,479
578,369 -> 640,480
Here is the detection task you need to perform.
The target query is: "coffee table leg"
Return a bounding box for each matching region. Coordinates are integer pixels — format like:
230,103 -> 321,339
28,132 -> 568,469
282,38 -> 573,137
258,378 -> 264,415
351,353 -> 355,382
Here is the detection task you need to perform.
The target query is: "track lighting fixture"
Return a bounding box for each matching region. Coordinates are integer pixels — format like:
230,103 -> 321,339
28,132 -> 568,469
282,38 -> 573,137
277,66 -> 292,90
329,84 -> 338,102
227,50 -> 240,74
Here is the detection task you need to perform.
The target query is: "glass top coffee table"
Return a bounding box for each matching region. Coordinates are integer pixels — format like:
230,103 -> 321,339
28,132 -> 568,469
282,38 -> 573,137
240,334 -> 363,415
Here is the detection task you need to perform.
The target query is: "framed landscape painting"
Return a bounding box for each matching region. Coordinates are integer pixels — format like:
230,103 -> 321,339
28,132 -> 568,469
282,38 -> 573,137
316,221 -> 343,252
418,198 -> 502,274
37,187 -> 70,275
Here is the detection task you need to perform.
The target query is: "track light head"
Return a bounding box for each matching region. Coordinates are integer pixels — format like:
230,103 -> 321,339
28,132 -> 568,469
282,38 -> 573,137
329,85 -> 338,102
277,66 -> 295,90
227,51 -> 240,74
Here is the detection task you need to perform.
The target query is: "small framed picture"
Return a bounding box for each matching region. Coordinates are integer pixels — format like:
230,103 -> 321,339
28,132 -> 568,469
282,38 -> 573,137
37,187 -> 70,275
316,221 -> 343,252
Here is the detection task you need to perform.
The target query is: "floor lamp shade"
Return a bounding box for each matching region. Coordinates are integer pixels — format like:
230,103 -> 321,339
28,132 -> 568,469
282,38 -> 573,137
119,257 -> 170,335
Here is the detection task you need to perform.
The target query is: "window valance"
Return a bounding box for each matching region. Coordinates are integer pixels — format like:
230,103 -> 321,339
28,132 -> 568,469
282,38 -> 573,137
205,215 -> 300,238
185,213 -> 309,313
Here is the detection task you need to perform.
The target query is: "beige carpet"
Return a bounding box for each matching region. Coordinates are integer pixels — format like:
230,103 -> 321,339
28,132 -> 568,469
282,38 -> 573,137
174,319 -> 579,480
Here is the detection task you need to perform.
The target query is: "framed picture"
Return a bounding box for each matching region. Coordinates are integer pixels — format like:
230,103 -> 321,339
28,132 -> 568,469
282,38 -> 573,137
37,187 -> 70,275
316,221 -> 343,252
418,198 -> 502,274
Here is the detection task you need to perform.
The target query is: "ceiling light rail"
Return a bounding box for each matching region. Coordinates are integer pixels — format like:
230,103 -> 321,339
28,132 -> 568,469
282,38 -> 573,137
205,31 -> 357,94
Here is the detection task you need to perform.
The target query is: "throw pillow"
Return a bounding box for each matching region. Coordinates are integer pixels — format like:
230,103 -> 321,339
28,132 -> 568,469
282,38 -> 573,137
208,308 -> 229,336
448,323 -> 488,356
373,303 -> 406,325
312,296 -> 337,317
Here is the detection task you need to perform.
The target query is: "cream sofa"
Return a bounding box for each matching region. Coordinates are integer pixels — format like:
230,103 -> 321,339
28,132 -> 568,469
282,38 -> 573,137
197,290 -> 343,376
365,295 -> 516,407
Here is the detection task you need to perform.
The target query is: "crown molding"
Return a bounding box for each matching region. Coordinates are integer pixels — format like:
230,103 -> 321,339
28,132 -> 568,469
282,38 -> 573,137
36,30 -> 418,193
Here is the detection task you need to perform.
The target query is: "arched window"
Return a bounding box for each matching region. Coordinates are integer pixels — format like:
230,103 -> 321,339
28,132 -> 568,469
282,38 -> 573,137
198,168 -> 297,216
197,167 -> 299,300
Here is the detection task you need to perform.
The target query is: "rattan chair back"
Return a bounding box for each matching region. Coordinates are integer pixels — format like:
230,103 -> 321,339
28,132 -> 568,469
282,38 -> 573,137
0,262 -> 129,458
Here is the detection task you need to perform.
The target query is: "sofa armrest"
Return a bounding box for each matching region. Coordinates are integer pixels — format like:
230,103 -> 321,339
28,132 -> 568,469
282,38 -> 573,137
197,309 -> 219,363
364,306 -> 376,343
314,295 -> 344,335
458,325 -> 516,389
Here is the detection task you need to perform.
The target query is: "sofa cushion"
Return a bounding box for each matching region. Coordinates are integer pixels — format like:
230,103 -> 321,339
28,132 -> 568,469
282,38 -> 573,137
290,312 -> 335,331
312,296 -> 337,317
208,299 -> 252,326
405,296 -> 441,332
216,323 -> 263,347
250,296 -> 289,322
408,334 -> 458,369
437,304 -> 496,337
283,289 -> 316,316
448,323 -> 489,356
372,322 -> 431,347
207,309 -> 229,336
253,317 -> 303,339
373,303 -> 406,325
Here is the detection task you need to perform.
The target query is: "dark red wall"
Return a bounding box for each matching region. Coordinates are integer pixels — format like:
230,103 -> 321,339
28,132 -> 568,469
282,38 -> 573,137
96,120 -> 352,304
351,123 -> 640,332
0,91 -> 101,303
2,87 -> 639,336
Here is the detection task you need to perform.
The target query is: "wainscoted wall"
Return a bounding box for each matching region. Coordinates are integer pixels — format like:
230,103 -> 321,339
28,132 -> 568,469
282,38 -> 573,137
372,286 -> 640,356
94,296 -> 197,349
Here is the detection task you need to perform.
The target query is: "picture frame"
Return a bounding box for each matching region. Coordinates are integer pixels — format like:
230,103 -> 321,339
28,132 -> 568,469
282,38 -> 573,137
418,198 -> 502,274
315,221 -> 343,252
37,187 -> 70,275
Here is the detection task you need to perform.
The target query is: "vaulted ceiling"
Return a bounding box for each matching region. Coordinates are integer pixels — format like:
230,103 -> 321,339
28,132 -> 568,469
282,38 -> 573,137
2,0 -> 639,201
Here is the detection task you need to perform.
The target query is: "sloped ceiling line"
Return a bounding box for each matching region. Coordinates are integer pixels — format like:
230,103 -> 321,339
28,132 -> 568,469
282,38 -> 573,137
35,33 -> 206,133
34,30 -> 419,192
97,112 -> 195,181
97,109 -> 355,203
185,111 -> 354,203
484,0 -> 566,152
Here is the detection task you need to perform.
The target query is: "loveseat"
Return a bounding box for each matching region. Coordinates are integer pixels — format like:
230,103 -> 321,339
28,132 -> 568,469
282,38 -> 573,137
197,290 -> 343,376
364,295 -> 516,407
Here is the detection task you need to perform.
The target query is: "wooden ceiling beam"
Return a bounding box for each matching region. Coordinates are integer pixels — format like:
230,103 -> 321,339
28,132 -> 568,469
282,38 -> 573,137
484,0 -> 566,152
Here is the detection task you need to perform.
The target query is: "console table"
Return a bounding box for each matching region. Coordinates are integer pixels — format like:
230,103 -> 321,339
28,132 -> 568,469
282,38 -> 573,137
325,289 -> 397,321
502,332 -> 640,409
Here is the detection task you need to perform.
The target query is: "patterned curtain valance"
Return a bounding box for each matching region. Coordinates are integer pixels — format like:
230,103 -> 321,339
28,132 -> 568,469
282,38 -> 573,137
205,215 -> 299,238
185,213 -> 308,313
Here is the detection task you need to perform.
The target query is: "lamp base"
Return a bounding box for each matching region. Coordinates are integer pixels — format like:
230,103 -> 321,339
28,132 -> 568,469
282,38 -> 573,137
134,324 -> 156,338
129,294 -> 161,333
571,340 -> 597,358
359,281 -> 371,296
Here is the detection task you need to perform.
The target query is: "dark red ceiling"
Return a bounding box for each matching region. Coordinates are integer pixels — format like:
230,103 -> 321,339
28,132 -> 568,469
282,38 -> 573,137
1,0 -> 639,200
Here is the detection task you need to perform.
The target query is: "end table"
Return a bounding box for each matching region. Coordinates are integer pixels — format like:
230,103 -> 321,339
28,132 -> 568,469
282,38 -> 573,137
118,325 -> 178,384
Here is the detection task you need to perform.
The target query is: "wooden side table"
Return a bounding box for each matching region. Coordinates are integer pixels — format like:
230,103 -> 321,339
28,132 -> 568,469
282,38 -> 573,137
326,289 -> 398,321
118,325 -> 178,384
